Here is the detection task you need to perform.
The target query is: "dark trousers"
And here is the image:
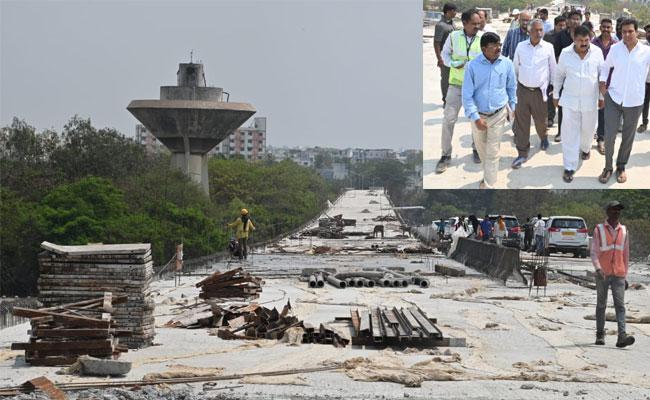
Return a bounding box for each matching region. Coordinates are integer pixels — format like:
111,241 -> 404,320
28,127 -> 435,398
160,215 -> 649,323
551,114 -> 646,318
441,65 -> 450,104
604,93 -> 643,170
513,84 -> 548,157
642,82 -> 650,126
596,275 -> 626,338
597,108 -> 605,142
557,106 -> 563,135
547,86 -> 555,122
240,237 -> 248,259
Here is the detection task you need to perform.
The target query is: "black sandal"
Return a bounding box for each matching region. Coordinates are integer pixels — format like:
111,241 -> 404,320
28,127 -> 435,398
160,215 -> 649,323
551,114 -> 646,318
598,168 -> 613,184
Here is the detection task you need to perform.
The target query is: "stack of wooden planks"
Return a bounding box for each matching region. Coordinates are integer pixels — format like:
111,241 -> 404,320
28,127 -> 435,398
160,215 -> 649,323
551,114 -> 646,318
11,293 -> 131,366
37,241 -> 155,348
196,267 -> 263,301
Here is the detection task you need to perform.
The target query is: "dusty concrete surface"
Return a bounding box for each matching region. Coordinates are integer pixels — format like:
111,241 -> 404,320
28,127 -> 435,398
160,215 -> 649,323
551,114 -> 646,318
2,190 -> 650,399
422,16 -> 650,189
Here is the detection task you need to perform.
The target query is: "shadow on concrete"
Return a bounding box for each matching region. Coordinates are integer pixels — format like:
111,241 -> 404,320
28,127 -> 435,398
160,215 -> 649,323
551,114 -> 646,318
423,102 -> 443,113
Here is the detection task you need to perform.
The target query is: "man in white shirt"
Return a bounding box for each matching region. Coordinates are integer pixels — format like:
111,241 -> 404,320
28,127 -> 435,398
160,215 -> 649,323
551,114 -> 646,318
538,8 -> 553,33
511,19 -> 556,169
554,25 -> 605,183
478,9 -> 496,34
638,24 -> 650,133
598,18 -> 650,184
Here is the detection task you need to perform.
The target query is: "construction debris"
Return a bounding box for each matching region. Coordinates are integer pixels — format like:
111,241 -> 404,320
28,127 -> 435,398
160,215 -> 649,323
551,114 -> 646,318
372,215 -> 397,222
77,355 -> 132,376
11,293 -> 130,366
338,306 -> 465,348
434,264 -> 466,277
37,241 -> 155,348
196,267 -> 263,301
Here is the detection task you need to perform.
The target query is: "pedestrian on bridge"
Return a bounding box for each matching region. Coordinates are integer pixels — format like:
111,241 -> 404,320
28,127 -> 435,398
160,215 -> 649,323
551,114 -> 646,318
227,208 -> 256,260
591,201 -> 634,348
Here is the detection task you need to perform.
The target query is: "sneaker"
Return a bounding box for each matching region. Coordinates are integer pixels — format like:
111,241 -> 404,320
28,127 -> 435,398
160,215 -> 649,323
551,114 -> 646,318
436,156 -> 450,174
581,151 -> 590,160
511,156 -> 527,169
595,333 -> 605,345
638,124 -> 647,133
616,334 -> 635,348
540,138 -> 549,150
472,150 -> 481,164
562,169 -> 574,183
597,140 -> 605,155
554,134 -> 561,143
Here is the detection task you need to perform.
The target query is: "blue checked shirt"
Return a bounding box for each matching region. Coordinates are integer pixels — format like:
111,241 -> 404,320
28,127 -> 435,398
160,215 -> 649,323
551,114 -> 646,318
502,28 -> 529,60
462,53 -> 517,121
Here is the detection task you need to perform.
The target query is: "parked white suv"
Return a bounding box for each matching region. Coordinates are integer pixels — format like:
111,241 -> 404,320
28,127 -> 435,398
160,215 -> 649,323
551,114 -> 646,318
544,216 -> 589,258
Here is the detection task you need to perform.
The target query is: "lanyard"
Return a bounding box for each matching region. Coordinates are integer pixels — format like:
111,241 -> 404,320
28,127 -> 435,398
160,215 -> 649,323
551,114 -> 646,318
464,33 -> 476,58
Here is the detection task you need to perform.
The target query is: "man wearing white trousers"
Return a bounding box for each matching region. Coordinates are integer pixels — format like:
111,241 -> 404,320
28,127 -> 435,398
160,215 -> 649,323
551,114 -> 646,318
553,25 -> 604,183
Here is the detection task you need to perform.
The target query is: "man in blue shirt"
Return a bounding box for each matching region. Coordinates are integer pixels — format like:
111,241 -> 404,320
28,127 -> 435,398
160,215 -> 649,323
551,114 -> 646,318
463,32 -> 517,188
480,214 -> 493,241
502,11 -> 532,60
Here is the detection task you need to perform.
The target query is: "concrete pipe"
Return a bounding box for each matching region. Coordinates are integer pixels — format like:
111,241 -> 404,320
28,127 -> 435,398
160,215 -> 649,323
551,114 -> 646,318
308,274 -> 317,288
355,278 -> 365,288
412,276 -> 430,288
326,275 -> 347,289
335,271 -> 385,280
364,279 -> 375,288
316,273 -> 325,288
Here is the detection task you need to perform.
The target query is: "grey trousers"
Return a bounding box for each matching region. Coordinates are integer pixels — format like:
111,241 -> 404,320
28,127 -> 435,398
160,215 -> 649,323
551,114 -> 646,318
596,274 -> 626,338
604,93 -> 643,170
441,65 -> 450,104
513,85 -> 548,157
441,85 -> 475,157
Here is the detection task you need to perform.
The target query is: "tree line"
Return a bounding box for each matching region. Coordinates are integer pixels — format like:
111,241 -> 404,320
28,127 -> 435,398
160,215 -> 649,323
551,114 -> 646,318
0,117 -> 340,296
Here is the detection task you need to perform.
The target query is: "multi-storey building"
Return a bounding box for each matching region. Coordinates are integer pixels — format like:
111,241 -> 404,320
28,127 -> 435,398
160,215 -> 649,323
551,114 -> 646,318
212,117 -> 267,160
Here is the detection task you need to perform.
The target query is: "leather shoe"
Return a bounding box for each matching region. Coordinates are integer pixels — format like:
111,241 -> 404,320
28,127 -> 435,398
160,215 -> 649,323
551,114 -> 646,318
581,151 -> 590,160
472,150 -> 481,164
616,334 -> 635,348
638,124 -> 647,133
597,141 -> 605,155
554,134 -> 561,142
435,156 -> 450,174
562,169 -> 574,183
540,138 -> 549,150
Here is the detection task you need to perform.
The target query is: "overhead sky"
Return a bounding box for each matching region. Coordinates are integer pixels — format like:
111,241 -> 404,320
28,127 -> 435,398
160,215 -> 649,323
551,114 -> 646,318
1,0 -> 421,149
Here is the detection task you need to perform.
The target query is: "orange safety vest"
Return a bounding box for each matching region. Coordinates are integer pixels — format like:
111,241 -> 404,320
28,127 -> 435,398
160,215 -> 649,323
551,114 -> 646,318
596,223 -> 627,277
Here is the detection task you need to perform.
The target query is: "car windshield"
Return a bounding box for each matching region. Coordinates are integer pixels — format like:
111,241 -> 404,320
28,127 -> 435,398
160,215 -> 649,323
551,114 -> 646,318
551,219 -> 586,229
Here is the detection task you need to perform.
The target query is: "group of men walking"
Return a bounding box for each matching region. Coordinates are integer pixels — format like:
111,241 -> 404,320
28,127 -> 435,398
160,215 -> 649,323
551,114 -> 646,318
433,5 -> 650,188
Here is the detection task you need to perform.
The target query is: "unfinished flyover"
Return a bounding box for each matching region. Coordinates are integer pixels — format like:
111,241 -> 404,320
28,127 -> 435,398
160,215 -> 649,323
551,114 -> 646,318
1,189 -> 650,399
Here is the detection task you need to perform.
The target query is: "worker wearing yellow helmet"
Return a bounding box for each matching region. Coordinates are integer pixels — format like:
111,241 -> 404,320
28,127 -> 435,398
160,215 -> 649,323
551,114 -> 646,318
227,208 -> 256,260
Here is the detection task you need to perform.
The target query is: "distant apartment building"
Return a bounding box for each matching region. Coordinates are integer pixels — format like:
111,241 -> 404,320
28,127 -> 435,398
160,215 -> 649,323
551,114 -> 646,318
134,124 -> 165,154
365,149 -> 397,160
212,117 -> 267,161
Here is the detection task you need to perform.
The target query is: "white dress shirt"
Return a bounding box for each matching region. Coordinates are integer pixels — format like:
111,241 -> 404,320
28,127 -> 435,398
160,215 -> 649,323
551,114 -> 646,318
599,41 -> 650,107
554,44 -> 604,111
513,39 -> 556,101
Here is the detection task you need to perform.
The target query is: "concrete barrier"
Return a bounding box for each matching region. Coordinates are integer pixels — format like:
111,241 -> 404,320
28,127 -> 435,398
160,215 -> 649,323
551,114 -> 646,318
450,237 -> 525,284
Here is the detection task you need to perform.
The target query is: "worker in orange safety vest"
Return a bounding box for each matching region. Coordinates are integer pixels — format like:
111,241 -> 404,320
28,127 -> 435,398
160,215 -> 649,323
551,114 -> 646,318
590,200 -> 634,348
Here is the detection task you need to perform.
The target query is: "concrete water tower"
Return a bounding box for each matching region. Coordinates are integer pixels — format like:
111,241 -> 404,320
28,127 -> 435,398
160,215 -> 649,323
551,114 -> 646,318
127,62 -> 256,194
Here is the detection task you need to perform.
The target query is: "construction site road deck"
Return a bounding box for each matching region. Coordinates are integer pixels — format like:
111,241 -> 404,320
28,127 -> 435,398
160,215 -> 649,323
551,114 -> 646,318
2,189 -> 650,399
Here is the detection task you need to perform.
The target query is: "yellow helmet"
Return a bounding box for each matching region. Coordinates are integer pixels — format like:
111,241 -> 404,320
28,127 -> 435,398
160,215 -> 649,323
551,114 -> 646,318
241,208 -> 249,215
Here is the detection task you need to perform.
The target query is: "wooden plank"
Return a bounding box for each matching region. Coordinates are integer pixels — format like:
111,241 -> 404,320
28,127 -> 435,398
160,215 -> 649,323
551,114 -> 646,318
350,309 -> 360,335
11,308 -> 110,328
40,241 -> 151,256
15,339 -> 113,351
434,264 -> 466,277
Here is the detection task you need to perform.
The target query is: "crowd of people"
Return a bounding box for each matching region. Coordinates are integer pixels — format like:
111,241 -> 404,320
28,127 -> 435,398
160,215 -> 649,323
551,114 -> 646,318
433,4 -> 650,188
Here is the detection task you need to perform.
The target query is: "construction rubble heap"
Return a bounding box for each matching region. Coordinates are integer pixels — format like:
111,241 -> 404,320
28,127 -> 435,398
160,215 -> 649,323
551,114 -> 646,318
37,242 -> 155,348
11,293 -> 130,366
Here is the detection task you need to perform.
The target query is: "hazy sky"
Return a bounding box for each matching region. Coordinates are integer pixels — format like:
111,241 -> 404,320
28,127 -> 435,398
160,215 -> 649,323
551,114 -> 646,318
1,0 -> 421,149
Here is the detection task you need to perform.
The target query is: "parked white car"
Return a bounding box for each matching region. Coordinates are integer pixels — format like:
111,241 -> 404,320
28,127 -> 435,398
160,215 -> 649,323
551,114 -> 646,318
544,216 -> 589,258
